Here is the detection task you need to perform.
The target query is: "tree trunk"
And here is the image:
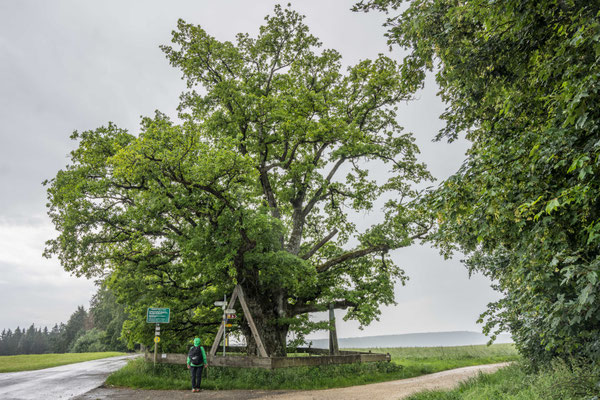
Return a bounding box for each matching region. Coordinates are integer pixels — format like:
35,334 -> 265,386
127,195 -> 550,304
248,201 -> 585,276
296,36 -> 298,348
239,287 -> 289,357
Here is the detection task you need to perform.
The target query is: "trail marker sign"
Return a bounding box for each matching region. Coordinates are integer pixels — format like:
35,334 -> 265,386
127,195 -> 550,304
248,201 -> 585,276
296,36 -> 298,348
147,308 -> 170,323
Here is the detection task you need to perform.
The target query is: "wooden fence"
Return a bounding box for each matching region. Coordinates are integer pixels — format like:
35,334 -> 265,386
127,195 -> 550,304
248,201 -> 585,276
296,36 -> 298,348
145,347 -> 391,369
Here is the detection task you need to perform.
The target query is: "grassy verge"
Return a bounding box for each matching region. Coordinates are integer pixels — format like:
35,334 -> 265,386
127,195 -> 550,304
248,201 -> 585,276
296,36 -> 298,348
360,343 -> 520,377
406,360 -> 600,400
0,352 -> 126,373
105,344 -> 520,390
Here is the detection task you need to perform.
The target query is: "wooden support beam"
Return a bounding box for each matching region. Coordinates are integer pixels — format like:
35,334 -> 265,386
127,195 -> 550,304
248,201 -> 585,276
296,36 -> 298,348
236,285 -> 269,358
209,285 -> 269,358
146,350 -> 391,368
328,303 -> 339,356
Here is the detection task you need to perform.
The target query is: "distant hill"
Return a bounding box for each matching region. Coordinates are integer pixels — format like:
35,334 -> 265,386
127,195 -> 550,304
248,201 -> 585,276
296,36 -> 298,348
308,331 -> 513,348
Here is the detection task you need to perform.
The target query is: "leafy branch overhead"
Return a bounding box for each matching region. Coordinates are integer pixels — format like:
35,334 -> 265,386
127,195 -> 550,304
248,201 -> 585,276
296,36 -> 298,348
356,0 -> 600,364
44,5 -> 431,356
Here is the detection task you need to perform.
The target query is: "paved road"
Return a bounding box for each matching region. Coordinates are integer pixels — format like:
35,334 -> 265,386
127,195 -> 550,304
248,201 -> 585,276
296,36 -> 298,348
0,355 -> 136,400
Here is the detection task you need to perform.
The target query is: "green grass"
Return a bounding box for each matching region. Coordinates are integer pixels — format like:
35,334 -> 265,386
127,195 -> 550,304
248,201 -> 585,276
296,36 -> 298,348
105,344 -> 520,390
0,352 -> 126,373
361,343 -> 520,377
405,360 -> 600,400
106,358 -> 406,390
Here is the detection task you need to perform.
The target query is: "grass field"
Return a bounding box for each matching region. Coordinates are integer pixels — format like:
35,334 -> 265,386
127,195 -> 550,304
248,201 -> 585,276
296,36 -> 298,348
359,343 -> 519,377
105,344 -> 520,390
0,352 -> 126,373
405,360 -> 600,400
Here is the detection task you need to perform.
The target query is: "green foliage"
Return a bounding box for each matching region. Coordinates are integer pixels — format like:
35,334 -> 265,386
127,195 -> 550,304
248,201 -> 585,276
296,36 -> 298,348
406,361 -> 600,400
44,5 -> 431,354
70,328 -> 108,353
355,0 -> 600,363
90,286 -> 129,352
0,352 -> 125,373
58,305 -> 88,353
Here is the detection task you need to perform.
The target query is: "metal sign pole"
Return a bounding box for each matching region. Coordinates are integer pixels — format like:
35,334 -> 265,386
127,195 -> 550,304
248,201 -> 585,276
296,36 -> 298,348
222,294 -> 226,356
210,289 -> 238,357
154,323 -> 159,367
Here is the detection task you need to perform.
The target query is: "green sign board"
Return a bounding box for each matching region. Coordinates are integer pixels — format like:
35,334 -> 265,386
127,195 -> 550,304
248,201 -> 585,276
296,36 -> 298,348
147,308 -> 170,324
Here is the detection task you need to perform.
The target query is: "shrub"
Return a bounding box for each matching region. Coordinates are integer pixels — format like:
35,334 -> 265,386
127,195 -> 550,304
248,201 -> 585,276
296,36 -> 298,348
70,328 -> 108,353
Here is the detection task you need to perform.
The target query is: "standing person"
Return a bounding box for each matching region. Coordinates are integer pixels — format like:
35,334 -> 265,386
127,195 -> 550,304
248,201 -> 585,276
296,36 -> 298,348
187,337 -> 207,392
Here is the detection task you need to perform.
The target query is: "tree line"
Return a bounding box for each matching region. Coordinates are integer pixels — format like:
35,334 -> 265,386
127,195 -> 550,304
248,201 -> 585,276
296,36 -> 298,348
0,287 -> 127,355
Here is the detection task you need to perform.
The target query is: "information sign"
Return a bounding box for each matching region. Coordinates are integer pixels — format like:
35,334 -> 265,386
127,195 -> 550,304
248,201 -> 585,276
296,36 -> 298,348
147,308 -> 170,323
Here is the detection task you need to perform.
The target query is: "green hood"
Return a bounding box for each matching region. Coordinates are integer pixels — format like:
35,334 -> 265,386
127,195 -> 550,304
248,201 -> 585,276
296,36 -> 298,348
193,338 -> 201,346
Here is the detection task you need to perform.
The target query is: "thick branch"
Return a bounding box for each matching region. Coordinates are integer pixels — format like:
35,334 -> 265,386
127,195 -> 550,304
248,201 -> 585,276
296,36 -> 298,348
259,166 -> 281,218
316,244 -> 389,273
291,299 -> 357,315
301,156 -> 347,218
301,228 -> 339,260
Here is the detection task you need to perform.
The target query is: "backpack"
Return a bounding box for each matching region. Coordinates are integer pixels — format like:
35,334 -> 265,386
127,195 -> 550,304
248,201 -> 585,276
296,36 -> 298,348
188,346 -> 204,365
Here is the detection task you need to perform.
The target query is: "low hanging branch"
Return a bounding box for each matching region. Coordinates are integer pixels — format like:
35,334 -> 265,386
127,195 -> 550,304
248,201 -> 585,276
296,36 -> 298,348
316,245 -> 390,273
302,228 -> 339,260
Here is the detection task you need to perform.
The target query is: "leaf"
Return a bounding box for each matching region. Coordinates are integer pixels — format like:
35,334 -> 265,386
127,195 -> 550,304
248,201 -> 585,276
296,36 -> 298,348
545,198 -> 560,214
529,144 -> 540,157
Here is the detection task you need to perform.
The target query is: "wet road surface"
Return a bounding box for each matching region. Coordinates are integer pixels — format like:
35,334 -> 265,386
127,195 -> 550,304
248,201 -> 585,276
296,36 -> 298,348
0,354 -> 137,400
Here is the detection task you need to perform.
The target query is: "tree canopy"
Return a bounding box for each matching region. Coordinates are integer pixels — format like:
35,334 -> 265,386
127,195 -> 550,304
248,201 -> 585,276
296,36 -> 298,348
355,0 -> 600,363
45,6 -> 431,355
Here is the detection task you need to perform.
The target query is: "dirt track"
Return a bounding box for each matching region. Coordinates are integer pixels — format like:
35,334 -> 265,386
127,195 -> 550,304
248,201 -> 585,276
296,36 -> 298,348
77,362 -> 509,400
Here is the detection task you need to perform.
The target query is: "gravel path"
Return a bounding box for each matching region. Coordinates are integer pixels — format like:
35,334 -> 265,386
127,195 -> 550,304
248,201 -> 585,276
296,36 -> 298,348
78,362 -> 509,400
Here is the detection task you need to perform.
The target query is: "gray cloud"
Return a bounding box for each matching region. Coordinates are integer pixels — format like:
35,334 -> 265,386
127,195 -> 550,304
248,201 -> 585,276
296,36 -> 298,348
0,0 -> 496,337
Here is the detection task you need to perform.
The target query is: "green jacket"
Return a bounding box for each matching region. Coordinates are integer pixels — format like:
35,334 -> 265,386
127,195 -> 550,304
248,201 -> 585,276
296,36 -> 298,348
187,345 -> 207,367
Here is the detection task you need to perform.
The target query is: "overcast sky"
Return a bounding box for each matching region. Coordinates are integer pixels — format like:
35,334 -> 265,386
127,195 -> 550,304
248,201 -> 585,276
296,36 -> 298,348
0,0 -> 498,339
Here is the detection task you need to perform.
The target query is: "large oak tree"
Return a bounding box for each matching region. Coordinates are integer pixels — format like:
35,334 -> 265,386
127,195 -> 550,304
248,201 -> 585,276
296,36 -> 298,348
45,6 -> 430,356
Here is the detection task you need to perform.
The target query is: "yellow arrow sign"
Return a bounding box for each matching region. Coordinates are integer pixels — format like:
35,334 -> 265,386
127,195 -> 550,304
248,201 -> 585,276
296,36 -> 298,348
154,336 -> 160,343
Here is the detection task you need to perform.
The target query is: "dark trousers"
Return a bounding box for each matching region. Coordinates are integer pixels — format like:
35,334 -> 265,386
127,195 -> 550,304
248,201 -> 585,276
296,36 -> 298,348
190,365 -> 204,389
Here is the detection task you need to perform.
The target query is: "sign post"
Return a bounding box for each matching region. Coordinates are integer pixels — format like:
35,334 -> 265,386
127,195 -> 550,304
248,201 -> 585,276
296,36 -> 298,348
214,297 -> 235,356
222,295 -> 227,356
147,308 -> 170,367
